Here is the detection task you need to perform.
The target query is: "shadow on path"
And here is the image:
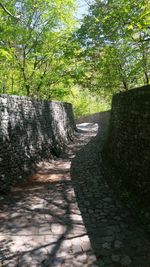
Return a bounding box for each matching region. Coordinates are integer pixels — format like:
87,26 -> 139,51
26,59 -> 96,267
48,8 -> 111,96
0,111 -> 150,267
71,114 -> 150,267
0,123 -> 98,267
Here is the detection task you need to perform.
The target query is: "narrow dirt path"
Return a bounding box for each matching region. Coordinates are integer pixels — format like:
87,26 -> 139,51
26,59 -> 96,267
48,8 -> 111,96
0,119 -> 150,267
0,123 -> 98,267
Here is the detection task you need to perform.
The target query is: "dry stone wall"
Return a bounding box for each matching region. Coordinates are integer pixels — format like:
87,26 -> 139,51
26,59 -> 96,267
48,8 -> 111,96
0,94 -> 76,192
103,85 -> 150,226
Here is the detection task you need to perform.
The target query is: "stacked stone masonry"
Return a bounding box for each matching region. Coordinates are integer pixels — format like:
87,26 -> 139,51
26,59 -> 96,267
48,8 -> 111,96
0,94 -> 76,192
103,85 -> 150,228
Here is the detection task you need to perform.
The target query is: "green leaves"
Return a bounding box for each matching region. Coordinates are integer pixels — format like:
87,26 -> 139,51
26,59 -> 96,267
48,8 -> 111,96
0,0 -> 77,96
0,0 -> 149,113
75,0 -> 150,93
0,48 -> 12,60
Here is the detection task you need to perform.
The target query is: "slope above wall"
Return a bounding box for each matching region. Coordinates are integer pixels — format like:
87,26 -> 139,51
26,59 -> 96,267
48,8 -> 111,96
0,95 -> 76,192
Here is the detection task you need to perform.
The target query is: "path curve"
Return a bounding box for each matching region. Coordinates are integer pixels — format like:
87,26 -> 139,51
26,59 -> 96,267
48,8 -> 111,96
71,120 -> 150,267
0,120 -> 150,267
0,123 -> 98,267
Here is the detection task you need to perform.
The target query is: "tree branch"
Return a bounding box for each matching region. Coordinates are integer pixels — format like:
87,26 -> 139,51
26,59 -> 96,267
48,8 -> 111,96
0,2 -> 20,20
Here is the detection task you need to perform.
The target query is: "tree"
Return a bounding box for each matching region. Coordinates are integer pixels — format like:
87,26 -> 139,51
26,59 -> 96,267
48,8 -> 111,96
0,0 -> 76,97
75,0 -> 150,94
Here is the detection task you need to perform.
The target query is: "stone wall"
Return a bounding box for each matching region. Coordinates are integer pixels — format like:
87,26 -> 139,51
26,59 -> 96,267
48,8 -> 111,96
103,85 -> 150,226
0,94 -> 76,192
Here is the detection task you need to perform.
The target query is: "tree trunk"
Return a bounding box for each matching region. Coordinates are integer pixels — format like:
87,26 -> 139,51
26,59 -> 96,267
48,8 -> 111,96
25,84 -> 30,96
139,33 -> 149,85
118,63 -> 128,91
144,71 -> 149,85
122,80 -> 128,91
11,73 -> 14,92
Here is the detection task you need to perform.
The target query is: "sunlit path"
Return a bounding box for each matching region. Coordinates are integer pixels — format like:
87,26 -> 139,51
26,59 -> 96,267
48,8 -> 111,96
0,117 -> 150,266
0,123 -> 98,267
72,116 -> 150,267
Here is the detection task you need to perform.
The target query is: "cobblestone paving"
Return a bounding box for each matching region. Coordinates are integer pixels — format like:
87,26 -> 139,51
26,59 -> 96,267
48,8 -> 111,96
0,120 -> 150,267
71,121 -> 150,267
0,123 -> 98,267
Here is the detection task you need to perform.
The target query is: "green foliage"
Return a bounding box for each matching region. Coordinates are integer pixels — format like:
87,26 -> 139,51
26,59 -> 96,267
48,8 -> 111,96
61,86 -> 110,118
0,0 -> 76,96
76,0 -> 150,92
0,0 -> 149,117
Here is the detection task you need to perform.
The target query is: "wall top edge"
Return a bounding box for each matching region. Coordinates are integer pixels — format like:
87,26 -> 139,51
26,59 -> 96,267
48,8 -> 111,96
114,85 -> 150,97
0,94 -> 72,106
